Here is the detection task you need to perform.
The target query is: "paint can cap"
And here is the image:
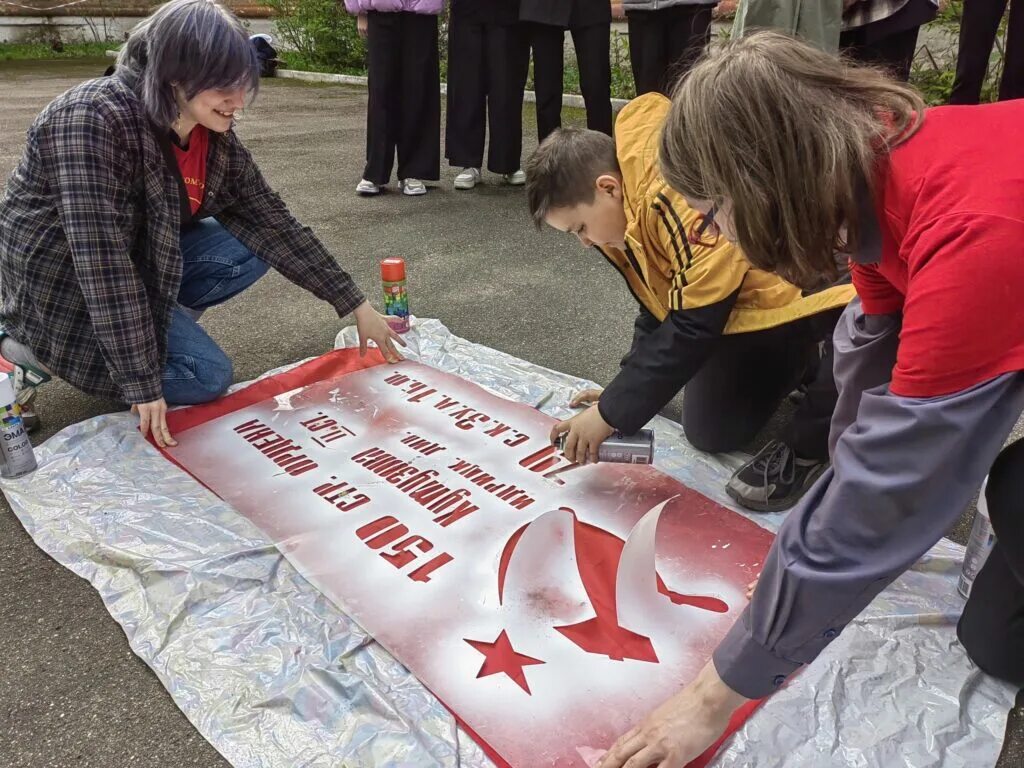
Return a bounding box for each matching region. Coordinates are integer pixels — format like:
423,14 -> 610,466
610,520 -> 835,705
381,258 -> 406,282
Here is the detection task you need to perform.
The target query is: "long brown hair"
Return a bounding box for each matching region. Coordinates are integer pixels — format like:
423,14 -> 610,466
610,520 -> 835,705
660,30 -> 925,289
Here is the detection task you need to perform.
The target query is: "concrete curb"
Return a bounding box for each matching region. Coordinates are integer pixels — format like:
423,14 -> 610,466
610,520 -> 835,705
105,49 -> 632,111
275,68 -> 631,112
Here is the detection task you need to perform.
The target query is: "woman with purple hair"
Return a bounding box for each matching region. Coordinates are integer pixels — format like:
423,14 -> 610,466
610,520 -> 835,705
344,0 -> 444,197
0,0 -> 403,447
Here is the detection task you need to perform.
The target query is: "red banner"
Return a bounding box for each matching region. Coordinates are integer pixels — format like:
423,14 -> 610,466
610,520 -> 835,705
159,351 -> 772,767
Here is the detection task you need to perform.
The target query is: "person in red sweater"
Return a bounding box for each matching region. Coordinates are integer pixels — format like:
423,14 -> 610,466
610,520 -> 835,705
598,30 -> 1024,768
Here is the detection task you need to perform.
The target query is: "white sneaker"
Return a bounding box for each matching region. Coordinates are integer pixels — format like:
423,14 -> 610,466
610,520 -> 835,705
504,169 -> 526,186
400,178 -> 427,196
356,179 -> 381,196
454,168 -> 482,190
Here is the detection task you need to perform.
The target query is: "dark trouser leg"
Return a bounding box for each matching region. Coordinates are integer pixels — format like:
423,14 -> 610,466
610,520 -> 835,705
570,22 -> 613,135
529,22 -> 566,142
396,12 -> 440,181
950,0 -> 1009,104
999,0 -> 1024,100
445,15 -> 487,169
958,437 -> 1024,688
681,321 -> 818,454
787,307 -> 844,461
662,4 -> 715,92
485,22 -> 530,175
363,11 -> 401,185
626,10 -> 670,96
842,25 -> 921,82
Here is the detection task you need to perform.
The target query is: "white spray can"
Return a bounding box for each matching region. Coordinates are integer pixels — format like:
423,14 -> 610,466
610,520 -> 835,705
958,477 -> 995,599
0,375 -> 37,479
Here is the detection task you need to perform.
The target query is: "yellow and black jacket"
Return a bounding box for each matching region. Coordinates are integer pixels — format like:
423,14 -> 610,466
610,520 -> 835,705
596,93 -> 855,434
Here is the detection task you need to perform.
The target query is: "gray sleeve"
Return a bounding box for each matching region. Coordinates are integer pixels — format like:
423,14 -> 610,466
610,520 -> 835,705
827,296 -> 902,456
713,372 -> 1024,699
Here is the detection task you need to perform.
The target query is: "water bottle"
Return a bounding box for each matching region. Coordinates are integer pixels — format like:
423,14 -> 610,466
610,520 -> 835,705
0,375 -> 37,479
958,477 -> 994,599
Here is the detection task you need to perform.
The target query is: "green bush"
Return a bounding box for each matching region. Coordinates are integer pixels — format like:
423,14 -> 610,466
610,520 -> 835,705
267,0 -> 367,75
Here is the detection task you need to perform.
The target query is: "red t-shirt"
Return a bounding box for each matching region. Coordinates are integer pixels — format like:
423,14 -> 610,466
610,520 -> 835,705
854,100 -> 1024,398
172,126 -> 209,216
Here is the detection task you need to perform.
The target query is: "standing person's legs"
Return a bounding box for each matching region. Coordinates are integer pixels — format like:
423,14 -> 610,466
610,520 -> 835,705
529,22 -> 567,142
397,12 -> 441,182
663,3 -> 715,92
165,219 -> 269,405
842,26 -> 921,82
950,0 -> 1009,104
363,11 -> 402,185
570,22 -> 613,135
626,9 -> 670,96
681,321 -> 818,454
445,14 -> 487,171
999,0 -> 1024,100
958,437 -> 1024,687
484,22 -> 530,175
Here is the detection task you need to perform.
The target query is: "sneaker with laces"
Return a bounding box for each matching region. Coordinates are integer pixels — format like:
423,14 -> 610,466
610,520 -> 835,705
996,689 -> 1024,768
400,178 -> 427,196
356,179 -> 382,196
454,168 -> 481,190
726,440 -> 826,513
504,169 -> 526,186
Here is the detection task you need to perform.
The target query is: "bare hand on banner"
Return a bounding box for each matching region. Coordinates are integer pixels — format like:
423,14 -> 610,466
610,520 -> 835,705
551,403 -> 615,464
569,387 -> 604,408
133,398 -> 177,448
598,661 -> 749,768
353,300 -> 406,363
356,13 -> 368,39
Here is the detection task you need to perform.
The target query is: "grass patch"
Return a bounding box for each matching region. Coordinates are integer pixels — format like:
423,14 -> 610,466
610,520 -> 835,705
0,41 -> 114,62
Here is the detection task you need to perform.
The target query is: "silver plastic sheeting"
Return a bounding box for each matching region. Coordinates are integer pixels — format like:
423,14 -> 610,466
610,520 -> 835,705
1,317 -> 1014,768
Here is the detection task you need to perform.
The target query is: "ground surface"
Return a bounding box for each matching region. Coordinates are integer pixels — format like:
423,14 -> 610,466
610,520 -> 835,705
0,59 -> 1015,767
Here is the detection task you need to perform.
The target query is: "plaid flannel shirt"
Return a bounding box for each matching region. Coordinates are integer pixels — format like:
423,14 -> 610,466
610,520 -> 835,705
0,75 -> 365,405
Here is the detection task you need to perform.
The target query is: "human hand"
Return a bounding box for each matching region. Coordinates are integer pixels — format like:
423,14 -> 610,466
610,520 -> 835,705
357,13 -> 368,38
353,300 -> 406,363
132,398 -> 177,448
598,661 -> 748,768
550,404 -> 615,464
569,387 -> 604,408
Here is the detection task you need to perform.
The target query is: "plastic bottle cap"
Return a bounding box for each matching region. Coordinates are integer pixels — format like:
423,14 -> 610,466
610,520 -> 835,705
381,257 -> 406,282
0,375 -> 14,406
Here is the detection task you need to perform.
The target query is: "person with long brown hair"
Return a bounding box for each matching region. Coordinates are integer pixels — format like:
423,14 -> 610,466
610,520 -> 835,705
599,30 -> 1024,767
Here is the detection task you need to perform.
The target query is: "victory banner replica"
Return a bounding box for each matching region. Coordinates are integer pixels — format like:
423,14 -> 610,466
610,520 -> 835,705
160,350 -> 773,767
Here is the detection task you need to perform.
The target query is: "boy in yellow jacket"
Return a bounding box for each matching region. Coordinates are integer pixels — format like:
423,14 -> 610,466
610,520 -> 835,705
525,92 -> 854,511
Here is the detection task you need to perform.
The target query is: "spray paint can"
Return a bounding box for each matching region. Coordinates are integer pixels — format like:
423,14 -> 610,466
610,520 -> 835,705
0,375 -> 37,479
958,477 -> 995,599
557,429 -> 655,465
380,257 -> 410,333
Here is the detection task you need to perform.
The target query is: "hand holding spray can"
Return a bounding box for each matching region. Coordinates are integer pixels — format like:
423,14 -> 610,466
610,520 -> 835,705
381,257 -> 410,333
0,376 -> 37,479
958,477 -> 995,599
557,429 -> 655,464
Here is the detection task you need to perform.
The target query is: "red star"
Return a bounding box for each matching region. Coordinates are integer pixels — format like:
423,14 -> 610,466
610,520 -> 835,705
465,630 -> 545,694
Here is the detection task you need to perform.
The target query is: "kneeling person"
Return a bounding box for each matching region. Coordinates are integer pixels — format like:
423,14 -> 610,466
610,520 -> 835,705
524,93 -> 854,511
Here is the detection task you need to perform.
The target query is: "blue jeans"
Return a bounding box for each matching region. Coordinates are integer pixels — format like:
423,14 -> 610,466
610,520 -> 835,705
163,219 -> 269,405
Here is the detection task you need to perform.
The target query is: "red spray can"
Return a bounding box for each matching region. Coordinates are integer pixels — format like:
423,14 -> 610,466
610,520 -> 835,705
381,257 -> 410,333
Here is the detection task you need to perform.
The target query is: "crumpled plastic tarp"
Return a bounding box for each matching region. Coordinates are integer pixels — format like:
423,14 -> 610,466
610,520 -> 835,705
1,318 -> 1014,767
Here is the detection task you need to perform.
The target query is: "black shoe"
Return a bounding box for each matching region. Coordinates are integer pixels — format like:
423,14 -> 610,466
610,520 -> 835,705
726,440 -> 826,513
996,689 -> 1024,768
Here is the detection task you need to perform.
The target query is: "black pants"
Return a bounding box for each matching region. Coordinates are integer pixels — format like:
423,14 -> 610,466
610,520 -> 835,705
950,0 -> 1024,103
363,11 -> 441,184
445,18 -> 530,174
626,4 -> 715,96
529,21 -> 613,142
958,437 -> 1024,688
841,25 -> 921,82
682,309 -> 843,461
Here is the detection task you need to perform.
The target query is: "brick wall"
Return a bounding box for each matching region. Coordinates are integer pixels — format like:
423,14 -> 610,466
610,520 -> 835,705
0,1 -> 272,18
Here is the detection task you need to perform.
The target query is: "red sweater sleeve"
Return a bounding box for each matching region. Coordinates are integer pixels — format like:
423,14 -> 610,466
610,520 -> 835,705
851,260 -> 904,316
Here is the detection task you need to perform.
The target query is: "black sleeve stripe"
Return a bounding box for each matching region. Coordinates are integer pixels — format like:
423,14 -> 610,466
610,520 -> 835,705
652,201 -> 687,279
656,193 -> 696,269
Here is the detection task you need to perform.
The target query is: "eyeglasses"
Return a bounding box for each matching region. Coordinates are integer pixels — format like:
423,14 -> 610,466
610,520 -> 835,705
688,205 -> 720,247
